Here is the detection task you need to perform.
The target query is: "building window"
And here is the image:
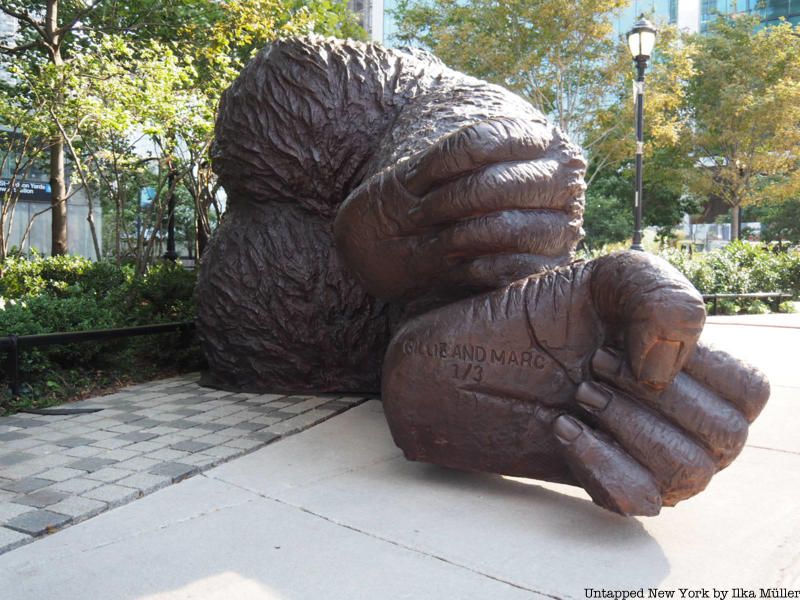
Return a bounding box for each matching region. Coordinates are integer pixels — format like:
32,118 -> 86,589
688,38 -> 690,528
348,0 -> 373,35
766,0 -> 790,18
700,0 -> 719,30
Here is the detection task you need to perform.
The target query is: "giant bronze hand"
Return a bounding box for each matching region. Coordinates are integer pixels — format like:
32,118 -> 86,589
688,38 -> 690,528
334,117 -> 587,302
380,252 -> 769,516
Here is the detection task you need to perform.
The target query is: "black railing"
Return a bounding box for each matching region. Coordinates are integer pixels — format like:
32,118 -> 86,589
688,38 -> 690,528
0,321 -> 195,397
702,292 -> 793,316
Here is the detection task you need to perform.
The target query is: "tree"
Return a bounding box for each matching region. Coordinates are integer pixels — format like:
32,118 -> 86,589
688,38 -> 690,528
575,23 -> 699,246
582,152 -> 699,248
0,86 -> 51,260
0,0 -> 364,260
759,198 -> 800,244
392,0 -> 630,151
51,33 -> 201,267
0,0 -> 185,255
683,16 -> 800,240
583,186 -> 632,248
0,0 -> 77,255
584,23 -> 696,185
173,0 -> 365,256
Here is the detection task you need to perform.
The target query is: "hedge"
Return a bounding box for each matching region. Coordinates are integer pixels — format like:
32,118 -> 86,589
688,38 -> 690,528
0,255 -> 200,412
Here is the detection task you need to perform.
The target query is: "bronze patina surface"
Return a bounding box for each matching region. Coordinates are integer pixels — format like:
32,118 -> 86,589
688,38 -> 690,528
197,36 -> 769,516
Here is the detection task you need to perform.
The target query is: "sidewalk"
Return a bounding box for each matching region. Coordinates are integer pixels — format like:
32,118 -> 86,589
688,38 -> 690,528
707,309 -> 800,328
0,378 -> 369,552
0,317 -> 797,599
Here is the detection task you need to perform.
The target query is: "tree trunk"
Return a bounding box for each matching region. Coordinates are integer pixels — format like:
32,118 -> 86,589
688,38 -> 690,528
47,0 -> 68,256
50,136 -> 68,255
115,193 -> 121,265
86,211 -> 101,260
0,205 -> 8,261
731,204 -> 740,242
196,207 -> 210,258
164,168 -> 178,260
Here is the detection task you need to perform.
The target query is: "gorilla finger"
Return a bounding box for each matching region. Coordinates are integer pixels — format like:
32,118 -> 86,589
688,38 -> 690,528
591,348 -> 749,468
625,298 -> 706,389
408,159 -> 585,228
590,252 -> 706,389
440,253 -> 572,291
402,118 -> 553,196
424,210 -> 582,260
575,381 -> 716,506
684,342 -> 770,423
552,414 -> 662,516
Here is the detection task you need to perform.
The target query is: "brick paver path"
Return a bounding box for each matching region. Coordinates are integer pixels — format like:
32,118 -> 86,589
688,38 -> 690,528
0,373 -> 368,553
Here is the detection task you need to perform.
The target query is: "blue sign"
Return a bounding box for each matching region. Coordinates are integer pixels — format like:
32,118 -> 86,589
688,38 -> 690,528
0,178 -> 51,202
140,187 -> 156,208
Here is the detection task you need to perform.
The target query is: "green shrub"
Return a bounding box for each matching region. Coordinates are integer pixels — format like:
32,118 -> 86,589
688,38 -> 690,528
776,251 -> 800,297
583,192 -> 633,248
661,241 -> 800,301
133,261 -> 196,322
745,300 -> 770,315
0,292 -> 125,372
0,294 -> 115,335
78,261 -> 132,298
0,256 -> 200,412
0,254 -> 92,298
723,299 -> 742,315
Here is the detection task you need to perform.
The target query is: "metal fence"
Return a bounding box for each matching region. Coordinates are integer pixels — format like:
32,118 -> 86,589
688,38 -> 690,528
0,321 -> 195,397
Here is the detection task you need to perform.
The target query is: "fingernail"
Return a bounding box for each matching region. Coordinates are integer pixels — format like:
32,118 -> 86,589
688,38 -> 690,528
553,415 -> 583,443
640,340 -> 682,387
576,382 -> 612,412
591,348 -> 622,377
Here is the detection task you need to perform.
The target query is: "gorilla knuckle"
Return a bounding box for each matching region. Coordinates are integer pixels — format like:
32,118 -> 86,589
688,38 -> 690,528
673,294 -> 707,329
712,411 -> 749,467
638,286 -> 706,333
661,440 -> 716,503
744,369 -> 770,421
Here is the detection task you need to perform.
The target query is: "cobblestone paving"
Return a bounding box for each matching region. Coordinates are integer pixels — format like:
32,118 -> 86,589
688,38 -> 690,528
0,373 -> 369,554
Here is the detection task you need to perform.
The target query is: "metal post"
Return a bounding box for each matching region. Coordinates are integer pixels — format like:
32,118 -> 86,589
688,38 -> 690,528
7,334 -> 20,397
631,58 -> 647,252
178,321 -> 194,347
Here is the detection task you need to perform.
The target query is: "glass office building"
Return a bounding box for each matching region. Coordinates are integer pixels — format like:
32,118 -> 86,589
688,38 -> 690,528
612,0 -> 703,33
614,0 -> 799,33
615,0 -> 678,28
348,0 -> 386,41
700,0 -> 800,31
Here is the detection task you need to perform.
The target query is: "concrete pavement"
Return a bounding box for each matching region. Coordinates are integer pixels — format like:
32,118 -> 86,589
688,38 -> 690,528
0,318 -> 797,599
0,379 -> 369,552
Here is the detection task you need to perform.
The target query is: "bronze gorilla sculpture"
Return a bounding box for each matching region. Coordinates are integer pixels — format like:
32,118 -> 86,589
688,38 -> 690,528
197,36 -> 769,516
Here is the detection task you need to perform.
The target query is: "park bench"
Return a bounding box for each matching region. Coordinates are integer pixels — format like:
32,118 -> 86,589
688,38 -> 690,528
702,292 -> 793,315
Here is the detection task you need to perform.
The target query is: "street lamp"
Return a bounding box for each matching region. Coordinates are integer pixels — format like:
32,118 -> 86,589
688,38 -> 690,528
627,15 -> 657,251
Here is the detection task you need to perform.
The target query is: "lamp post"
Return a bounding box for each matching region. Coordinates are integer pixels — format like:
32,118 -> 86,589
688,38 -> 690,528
627,16 -> 657,251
